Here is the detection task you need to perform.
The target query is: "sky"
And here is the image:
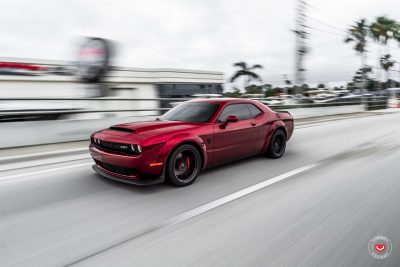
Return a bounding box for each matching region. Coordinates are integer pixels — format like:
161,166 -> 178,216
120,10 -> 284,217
1,0 -> 400,88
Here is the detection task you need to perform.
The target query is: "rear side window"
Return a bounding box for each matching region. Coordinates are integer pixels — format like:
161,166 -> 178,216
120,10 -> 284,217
217,104 -> 252,122
247,104 -> 263,118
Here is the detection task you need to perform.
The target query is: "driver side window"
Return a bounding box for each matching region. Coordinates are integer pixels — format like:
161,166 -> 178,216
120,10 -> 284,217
217,104 -> 252,122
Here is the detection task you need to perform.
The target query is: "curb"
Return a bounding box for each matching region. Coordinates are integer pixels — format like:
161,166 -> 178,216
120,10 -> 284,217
0,147 -> 88,165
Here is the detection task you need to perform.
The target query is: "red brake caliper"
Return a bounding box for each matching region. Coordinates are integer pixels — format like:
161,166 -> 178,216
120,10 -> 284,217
186,155 -> 190,169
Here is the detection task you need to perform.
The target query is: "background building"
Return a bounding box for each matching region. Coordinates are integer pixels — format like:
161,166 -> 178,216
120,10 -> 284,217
0,58 -> 224,120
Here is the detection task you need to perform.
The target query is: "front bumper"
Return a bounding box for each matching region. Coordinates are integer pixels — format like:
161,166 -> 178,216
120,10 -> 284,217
89,145 -> 165,185
92,165 -> 164,185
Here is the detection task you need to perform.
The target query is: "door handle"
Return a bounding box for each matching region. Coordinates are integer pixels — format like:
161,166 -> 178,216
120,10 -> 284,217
250,122 -> 256,126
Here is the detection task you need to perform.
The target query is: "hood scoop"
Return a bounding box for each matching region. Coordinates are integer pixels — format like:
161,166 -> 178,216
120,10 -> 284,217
109,126 -> 135,133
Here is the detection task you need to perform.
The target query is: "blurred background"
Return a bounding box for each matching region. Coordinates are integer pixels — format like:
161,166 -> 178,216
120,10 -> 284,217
2,1 -> 400,266
1,0 -> 400,148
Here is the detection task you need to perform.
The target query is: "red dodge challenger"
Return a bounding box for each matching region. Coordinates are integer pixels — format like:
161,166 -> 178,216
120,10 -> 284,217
89,98 -> 294,186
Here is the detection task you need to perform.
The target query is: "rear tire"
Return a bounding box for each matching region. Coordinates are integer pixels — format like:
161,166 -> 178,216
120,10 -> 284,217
266,129 -> 286,159
166,144 -> 201,187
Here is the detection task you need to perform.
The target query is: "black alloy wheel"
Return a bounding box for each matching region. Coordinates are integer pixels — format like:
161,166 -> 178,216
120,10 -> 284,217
166,144 -> 201,186
266,129 -> 286,159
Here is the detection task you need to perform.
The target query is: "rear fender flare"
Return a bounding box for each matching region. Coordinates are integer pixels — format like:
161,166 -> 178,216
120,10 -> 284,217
261,120 -> 287,153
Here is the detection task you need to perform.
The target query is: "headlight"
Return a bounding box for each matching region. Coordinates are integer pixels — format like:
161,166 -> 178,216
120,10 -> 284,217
130,144 -> 142,154
91,137 -> 101,144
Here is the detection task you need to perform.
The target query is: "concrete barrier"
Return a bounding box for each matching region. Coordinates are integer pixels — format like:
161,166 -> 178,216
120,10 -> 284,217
0,104 -> 365,149
282,104 -> 364,119
0,115 -> 156,149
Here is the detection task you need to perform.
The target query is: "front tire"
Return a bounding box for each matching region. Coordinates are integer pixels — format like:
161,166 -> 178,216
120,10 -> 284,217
166,144 -> 201,186
266,129 -> 286,159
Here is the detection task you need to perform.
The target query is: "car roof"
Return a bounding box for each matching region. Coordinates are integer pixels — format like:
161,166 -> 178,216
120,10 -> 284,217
189,98 -> 260,105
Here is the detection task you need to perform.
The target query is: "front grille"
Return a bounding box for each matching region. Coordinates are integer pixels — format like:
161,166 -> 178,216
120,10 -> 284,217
100,162 -> 137,176
91,138 -> 139,156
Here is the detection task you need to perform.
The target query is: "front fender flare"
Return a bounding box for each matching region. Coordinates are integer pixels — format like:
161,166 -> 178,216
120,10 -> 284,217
155,133 -> 207,170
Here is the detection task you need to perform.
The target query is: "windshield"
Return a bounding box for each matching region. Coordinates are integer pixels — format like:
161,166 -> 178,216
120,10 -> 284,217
160,102 -> 220,122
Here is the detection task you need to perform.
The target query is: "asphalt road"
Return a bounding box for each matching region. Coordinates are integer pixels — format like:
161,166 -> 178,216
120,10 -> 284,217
1,113 -> 400,267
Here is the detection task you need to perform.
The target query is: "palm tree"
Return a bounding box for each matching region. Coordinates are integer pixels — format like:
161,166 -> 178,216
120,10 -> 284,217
370,16 -> 397,45
392,23 -> 400,82
283,74 -> 291,95
345,18 -> 369,91
224,87 -> 242,98
230,62 -> 263,90
380,54 -> 395,85
369,16 -> 397,82
352,66 -> 373,90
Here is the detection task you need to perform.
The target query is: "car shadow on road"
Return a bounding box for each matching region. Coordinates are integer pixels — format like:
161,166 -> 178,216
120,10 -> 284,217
91,151 -> 301,193
92,173 -> 170,194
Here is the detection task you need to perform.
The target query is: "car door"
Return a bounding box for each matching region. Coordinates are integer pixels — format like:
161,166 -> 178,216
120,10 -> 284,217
246,103 -> 268,152
212,103 -> 258,165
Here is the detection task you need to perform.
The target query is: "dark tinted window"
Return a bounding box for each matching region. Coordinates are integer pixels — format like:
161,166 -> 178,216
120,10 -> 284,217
160,102 -> 219,122
247,104 -> 263,117
217,104 -> 252,122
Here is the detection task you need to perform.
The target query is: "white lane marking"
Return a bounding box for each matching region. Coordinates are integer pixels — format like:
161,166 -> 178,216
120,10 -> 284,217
0,155 -> 91,172
160,163 -> 318,227
0,162 -> 93,182
66,163 -> 319,265
0,147 -> 88,161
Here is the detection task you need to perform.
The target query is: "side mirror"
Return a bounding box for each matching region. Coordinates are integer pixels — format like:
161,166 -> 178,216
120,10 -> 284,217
226,115 -> 238,123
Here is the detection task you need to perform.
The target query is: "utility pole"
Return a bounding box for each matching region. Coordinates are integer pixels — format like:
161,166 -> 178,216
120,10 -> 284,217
283,74 -> 289,95
294,0 -> 308,95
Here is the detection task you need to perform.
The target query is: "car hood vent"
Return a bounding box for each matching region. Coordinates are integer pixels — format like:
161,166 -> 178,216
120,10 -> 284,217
109,126 -> 135,133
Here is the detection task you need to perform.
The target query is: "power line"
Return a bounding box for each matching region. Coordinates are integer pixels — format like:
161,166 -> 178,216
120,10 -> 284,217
301,3 -> 400,52
307,16 -> 346,34
303,2 -> 352,27
306,25 -> 344,37
306,24 -> 400,52
289,2 -> 400,85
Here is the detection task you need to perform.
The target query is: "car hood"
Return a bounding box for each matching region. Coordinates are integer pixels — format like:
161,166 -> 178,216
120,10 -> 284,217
113,120 -> 203,134
94,120 -> 206,145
